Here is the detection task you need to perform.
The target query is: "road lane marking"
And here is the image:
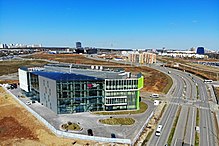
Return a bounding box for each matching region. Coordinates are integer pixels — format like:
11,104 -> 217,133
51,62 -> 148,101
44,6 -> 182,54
155,104 -> 175,146
190,107 -> 195,145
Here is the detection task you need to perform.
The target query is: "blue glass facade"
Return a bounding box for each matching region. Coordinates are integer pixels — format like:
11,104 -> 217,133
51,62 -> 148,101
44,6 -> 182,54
57,80 -> 104,113
20,66 -> 143,114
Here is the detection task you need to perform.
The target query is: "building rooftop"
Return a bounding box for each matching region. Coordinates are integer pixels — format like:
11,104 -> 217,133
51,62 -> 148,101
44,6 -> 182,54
31,71 -> 104,81
44,63 -> 136,79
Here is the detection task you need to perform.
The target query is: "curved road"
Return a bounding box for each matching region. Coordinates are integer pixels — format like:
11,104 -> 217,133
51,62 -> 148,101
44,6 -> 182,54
148,65 -> 218,146
84,55 -> 218,145
148,67 -> 185,146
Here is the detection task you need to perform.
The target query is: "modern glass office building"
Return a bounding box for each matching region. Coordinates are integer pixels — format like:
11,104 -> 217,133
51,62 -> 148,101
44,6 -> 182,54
19,64 -> 144,114
56,79 -> 104,113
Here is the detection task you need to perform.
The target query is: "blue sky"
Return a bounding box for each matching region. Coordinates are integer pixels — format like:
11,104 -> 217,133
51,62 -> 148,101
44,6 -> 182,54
0,0 -> 219,49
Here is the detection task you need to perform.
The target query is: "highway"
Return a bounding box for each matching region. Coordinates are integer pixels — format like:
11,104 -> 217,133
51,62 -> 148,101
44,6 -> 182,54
148,66 -> 218,146
193,75 -> 217,146
171,69 -> 197,146
148,68 -> 184,145
85,56 -> 219,146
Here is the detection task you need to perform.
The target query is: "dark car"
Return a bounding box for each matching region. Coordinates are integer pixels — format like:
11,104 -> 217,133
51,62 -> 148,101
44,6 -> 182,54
12,83 -> 17,89
87,129 -> 93,136
111,133 -> 116,138
10,83 -> 17,89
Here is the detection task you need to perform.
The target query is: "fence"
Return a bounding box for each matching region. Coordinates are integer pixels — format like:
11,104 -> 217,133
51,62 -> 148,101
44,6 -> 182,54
1,85 -> 156,145
1,86 -> 132,144
132,111 -> 154,145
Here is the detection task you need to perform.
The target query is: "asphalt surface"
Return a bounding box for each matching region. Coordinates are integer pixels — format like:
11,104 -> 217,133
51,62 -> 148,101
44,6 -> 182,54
148,65 -> 218,146
171,69 -> 197,146
85,56 -> 219,146
148,67 -> 184,146
194,76 -> 217,146
7,87 -> 155,141
6,55 -> 218,145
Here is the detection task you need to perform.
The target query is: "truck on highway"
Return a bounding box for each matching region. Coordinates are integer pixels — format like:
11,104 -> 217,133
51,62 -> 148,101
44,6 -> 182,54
155,124 -> 163,136
203,79 -> 213,83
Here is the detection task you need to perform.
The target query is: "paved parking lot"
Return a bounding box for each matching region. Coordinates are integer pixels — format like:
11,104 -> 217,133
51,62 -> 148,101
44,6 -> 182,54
9,87 -> 155,141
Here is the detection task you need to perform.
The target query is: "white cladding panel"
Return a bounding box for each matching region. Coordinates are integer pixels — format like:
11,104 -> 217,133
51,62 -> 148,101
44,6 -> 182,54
18,69 -> 29,92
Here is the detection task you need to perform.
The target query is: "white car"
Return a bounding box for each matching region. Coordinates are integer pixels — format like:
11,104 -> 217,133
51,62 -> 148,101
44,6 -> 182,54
155,125 -> 163,136
26,101 -> 31,105
195,126 -> 200,133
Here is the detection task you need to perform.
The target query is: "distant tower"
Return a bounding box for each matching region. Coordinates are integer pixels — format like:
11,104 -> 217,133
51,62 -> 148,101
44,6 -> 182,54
76,42 -> 82,49
190,47 -> 196,51
162,47 -> 166,53
196,47 -> 205,54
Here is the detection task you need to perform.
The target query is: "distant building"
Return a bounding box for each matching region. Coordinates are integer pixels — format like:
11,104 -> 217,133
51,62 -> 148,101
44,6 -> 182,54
206,53 -> 219,59
158,49 -> 207,58
190,47 -> 196,51
0,43 -> 41,48
18,64 -> 144,114
85,48 -> 97,54
128,52 -> 156,64
76,42 -> 82,49
0,44 -> 8,48
196,47 -> 205,55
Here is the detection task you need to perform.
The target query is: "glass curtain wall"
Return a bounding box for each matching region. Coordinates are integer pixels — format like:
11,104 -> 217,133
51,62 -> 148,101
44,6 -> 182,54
105,79 -> 138,110
57,80 -> 104,114
29,73 -> 40,102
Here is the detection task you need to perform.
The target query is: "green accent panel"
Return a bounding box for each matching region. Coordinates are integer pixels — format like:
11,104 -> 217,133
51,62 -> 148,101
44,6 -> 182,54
138,76 -> 144,89
136,91 -> 140,110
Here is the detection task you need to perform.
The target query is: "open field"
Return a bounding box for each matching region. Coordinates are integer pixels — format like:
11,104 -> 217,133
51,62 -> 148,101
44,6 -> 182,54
22,53 -> 172,93
0,60 -> 48,76
158,56 -> 219,80
0,87 -> 125,146
23,53 -> 119,66
0,60 -> 48,84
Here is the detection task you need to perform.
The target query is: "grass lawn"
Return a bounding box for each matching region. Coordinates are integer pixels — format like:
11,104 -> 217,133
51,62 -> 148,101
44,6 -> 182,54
93,102 -> 147,115
99,117 -> 135,125
61,122 -> 81,131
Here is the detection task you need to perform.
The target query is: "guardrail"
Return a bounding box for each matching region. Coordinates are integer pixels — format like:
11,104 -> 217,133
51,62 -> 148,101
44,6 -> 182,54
1,85 -> 131,145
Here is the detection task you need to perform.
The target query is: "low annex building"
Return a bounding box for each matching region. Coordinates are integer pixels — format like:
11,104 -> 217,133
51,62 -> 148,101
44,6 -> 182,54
18,64 -> 144,114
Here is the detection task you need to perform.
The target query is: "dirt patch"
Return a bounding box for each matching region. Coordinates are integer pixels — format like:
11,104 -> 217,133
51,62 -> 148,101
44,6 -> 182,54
0,79 -> 19,84
0,87 -> 127,146
0,116 -> 37,141
213,87 -> 219,103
